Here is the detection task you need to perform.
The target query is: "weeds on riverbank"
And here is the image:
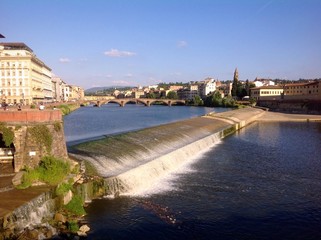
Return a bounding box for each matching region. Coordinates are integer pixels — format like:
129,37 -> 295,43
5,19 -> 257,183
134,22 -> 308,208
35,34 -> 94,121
56,104 -> 78,115
17,156 -> 70,189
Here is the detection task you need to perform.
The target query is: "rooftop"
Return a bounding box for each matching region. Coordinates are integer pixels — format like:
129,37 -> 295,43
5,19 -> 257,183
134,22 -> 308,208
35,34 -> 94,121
0,42 -> 33,52
250,85 -> 284,90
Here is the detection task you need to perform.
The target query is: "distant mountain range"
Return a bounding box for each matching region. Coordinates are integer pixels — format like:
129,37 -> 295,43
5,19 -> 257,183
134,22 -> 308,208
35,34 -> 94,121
85,86 -> 133,93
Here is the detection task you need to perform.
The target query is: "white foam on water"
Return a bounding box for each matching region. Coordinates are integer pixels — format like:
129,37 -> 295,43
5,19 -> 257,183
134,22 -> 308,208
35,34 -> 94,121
127,141 -> 221,197
103,134 -> 222,197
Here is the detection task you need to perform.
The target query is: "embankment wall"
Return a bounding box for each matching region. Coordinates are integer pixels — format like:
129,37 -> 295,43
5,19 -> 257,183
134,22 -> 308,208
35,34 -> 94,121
0,110 -> 68,172
258,99 -> 321,114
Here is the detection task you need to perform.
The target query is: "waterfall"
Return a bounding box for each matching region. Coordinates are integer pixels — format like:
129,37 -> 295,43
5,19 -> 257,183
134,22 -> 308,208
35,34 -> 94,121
7,191 -> 56,232
69,108 -> 265,198
104,132 -> 222,196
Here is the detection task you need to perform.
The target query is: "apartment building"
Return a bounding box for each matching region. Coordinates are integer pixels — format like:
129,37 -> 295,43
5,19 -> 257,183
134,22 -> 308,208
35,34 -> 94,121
52,77 -> 66,102
198,78 -> 217,99
250,86 -> 284,100
177,85 -> 199,100
284,81 -> 320,98
0,42 -> 52,105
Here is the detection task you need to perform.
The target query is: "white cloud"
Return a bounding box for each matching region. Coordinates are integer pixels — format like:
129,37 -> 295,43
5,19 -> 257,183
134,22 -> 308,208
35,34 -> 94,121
124,73 -> 133,78
59,58 -> 71,63
105,74 -> 113,78
177,40 -> 188,48
104,49 -> 136,57
171,72 -> 182,76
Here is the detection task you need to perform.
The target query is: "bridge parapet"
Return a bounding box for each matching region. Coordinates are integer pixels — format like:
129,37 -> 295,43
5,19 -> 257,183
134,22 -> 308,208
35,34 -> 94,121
91,98 -> 186,107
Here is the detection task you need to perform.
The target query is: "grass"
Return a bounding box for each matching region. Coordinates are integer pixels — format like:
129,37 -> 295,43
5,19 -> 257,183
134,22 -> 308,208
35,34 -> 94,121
64,195 -> 86,216
56,104 -> 79,115
18,155 -> 70,189
56,182 -> 73,196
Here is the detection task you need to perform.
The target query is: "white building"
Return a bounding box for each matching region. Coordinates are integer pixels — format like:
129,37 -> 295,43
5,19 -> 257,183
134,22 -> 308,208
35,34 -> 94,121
0,42 -> 53,105
254,78 -> 275,87
198,78 -> 217,99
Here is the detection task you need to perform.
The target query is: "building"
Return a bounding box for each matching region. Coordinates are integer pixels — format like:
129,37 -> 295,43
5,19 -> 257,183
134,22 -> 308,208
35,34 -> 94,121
177,85 -> 199,100
284,81 -> 320,98
198,78 -> 217,99
52,77 -> 66,102
132,89 -> 145,98
254,78 -> 275,87
218,83 -> 232,97
61,84 -> 84,101
250,85 -> 284,100
169,85 -> 184,91
0,42 -> 53,105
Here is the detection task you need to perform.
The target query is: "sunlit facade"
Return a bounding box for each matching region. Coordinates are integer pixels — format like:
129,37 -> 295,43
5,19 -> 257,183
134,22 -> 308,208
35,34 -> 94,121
0,42 -> 52,105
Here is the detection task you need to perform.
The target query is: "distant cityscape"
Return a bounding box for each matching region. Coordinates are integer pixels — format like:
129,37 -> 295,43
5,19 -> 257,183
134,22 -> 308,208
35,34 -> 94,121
1,42 -> 320,107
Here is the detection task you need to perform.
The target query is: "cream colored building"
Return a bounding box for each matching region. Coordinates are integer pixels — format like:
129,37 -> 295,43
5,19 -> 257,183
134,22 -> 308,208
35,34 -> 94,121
250,86 -> 284,100
0,42 -> 52,105
62,84 -> 84,101
284,81 -> 320,99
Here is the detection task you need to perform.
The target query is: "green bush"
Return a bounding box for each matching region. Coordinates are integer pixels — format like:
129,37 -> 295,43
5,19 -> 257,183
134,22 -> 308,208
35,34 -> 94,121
17,156 -> 70,188
56,182 -> 73,196
64,195 -> 86,216
67,221 -> 79,232
38,156 -> 70,185
0,122 -> 14,147
16,168 -> 40,189
53,121 -> 62,132
57,104 -> 71,115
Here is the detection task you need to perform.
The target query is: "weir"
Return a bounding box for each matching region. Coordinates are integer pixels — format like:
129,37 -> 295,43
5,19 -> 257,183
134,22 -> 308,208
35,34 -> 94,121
70,108 -> 265,196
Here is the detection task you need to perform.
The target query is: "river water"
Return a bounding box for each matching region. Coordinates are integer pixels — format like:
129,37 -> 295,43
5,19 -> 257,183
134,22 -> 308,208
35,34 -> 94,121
64,105 -> 321,239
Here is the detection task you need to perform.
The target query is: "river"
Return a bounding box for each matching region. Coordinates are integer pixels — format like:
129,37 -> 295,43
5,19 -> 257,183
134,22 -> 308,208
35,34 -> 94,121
64,105 -> 321,239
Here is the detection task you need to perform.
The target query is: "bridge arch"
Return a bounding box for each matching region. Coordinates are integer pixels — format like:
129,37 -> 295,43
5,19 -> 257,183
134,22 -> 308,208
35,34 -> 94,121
90,98 -> 186,107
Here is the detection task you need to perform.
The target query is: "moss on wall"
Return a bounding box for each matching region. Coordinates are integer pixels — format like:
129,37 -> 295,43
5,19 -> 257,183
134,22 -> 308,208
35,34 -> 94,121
0,122 -> 15,147
28,125 -> 53,154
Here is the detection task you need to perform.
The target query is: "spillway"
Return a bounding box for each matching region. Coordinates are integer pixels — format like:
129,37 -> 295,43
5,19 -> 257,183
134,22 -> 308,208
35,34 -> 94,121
69,108 -> 264,196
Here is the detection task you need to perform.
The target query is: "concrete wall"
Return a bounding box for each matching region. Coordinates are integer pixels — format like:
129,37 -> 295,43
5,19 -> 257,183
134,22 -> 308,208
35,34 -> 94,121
258,99 -> 321,114
0,110 -> 68,172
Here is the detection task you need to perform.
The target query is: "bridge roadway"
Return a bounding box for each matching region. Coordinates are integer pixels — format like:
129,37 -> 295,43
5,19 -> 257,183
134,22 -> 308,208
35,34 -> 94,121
84,98 -> 186,107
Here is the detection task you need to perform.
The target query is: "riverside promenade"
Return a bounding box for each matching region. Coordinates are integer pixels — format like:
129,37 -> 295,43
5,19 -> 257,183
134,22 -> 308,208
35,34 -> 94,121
1,108 -> 321,223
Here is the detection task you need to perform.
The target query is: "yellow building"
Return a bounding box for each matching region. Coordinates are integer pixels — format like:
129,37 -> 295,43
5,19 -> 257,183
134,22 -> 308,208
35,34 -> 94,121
284,81 -> 320,99
250,86 -> 284,100
0,42 -> 52,105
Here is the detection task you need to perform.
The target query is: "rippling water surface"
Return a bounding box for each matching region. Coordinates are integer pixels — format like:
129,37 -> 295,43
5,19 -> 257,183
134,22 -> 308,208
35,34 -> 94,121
64,104 -> 217,145
83,122 -> 321,240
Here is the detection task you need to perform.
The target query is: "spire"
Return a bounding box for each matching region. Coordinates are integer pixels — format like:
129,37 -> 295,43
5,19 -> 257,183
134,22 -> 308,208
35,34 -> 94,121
234,68 -> 238,81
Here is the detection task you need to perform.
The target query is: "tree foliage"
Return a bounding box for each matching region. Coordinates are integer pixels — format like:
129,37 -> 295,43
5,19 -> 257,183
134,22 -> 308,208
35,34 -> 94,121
166,91 -> 178,99
0,122 -> 14,147
204,91 -> 236,108
231,68 -> 239,97
192,95 -> 203,106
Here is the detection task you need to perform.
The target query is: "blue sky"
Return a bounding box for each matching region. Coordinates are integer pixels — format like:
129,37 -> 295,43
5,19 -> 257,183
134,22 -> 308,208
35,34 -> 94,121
1,0 -> 321,89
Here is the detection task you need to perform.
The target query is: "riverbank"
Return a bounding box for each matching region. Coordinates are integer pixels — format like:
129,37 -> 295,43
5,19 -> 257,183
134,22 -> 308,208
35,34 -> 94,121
1,107 -> 321,239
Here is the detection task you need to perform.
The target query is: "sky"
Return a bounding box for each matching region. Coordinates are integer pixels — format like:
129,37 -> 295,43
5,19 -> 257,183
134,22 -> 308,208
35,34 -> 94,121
1,0 -> 321,89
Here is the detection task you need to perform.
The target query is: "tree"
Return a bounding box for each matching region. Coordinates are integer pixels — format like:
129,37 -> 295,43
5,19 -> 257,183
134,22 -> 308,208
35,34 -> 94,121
204,91 -> 222,107
245,79 -> 250,96
166,91 -> 178,99
231,68 -> 238,97
145,92 -> 156,99
192,95 -> 203,106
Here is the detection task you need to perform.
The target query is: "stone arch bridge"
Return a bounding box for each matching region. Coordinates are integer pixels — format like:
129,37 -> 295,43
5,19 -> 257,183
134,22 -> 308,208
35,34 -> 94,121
85,98 -> 186,107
